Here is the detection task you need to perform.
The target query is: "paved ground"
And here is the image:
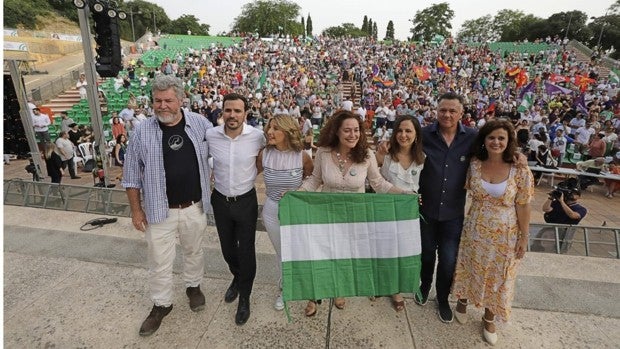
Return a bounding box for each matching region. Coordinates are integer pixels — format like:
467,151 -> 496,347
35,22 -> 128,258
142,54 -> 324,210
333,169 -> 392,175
3,205 -> 620,348
5,48 -> 620,348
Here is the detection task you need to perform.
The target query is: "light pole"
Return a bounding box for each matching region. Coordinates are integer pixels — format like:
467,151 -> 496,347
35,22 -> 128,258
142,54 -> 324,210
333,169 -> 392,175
152,12 -> 157,34
564,12 -> 573,41
592,11 -> 609,51
129,9 -> 142,42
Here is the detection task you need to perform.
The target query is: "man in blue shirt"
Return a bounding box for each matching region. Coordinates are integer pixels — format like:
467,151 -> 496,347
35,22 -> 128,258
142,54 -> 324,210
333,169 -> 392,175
123,75 -> 212,336
416,92 -> 477,323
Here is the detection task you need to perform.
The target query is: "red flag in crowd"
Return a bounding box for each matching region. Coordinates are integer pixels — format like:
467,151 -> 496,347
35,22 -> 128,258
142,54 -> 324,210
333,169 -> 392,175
549,73 -> 569,83
506,67 -> 521,77
436,58 -> 451,74
515,70 -> 528,88
413,65 -> 431,81
574,75 -> 595,92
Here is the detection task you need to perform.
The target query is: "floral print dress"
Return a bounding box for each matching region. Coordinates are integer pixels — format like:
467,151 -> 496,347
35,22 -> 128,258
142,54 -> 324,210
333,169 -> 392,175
452,159 -> 534,322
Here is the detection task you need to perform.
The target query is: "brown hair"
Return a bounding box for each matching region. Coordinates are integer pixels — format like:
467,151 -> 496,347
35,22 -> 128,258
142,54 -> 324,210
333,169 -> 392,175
318,110 -> 368,163
471,119 -> 517,163
388,115 -> 425,165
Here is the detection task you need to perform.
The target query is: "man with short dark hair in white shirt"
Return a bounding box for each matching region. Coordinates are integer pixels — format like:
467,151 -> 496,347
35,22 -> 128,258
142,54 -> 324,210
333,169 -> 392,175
207,92 -> 265,326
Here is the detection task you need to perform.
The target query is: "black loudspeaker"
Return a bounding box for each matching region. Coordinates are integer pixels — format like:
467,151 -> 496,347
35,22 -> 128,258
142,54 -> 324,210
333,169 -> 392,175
92,8 -> 122,77
3,74 -> 29,157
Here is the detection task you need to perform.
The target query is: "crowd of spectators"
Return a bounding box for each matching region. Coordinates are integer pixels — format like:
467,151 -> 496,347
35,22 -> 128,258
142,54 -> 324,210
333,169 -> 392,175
75,35 -> 620,195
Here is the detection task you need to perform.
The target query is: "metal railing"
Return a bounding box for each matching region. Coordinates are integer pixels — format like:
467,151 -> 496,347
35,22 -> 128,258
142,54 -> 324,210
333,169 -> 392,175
27,69 -> 81,105
4,178 -> 619,258
528,223 -> 620,259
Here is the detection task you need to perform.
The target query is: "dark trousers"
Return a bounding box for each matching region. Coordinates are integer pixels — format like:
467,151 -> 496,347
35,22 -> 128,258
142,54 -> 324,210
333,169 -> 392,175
211,188 -> 258,298
62,158 -> 77,178
419,216 -> 464,304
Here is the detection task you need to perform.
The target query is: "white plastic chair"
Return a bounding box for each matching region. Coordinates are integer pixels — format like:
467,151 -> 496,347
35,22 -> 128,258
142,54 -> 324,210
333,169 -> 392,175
78,142 -> 93,162
107,140 -> 116,167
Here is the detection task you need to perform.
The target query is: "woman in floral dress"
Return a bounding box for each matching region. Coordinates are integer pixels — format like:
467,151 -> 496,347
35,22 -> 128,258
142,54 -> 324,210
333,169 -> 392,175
451,119 -> 533,346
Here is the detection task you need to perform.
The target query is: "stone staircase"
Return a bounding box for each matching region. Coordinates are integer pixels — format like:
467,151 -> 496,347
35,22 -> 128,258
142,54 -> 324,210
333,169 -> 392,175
567,41 -> 610,79
340,80 -> 358,102
43,89 -> 81,115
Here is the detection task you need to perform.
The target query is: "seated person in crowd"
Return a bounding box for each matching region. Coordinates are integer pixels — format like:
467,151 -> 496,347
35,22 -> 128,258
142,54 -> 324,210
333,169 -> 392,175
576,157 -> 608,190
604,153 -> 620,198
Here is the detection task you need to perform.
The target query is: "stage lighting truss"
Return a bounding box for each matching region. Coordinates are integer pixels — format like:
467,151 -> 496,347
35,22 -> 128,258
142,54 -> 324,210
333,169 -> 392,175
72,0 -> 126,20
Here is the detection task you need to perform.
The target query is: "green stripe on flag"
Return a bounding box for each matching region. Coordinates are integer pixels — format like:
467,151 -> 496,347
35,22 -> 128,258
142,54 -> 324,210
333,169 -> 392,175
282,256 -> 421,301
279,192 -> 419,225
279,192 -> 421,302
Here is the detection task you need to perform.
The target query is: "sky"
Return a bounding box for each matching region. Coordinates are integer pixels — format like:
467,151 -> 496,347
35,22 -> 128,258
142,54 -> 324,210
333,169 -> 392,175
145,0 -> 612,40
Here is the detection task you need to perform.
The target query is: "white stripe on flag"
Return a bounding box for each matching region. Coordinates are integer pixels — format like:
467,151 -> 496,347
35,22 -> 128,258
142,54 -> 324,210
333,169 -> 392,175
281,219 -> 420,262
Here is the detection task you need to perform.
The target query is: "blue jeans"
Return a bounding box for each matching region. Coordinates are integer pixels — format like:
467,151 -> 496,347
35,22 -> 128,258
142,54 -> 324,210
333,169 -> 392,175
419,216 -> 463,304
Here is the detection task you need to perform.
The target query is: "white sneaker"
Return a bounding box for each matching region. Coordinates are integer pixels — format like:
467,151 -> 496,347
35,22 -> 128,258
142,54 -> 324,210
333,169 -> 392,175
274,294 -> 284,311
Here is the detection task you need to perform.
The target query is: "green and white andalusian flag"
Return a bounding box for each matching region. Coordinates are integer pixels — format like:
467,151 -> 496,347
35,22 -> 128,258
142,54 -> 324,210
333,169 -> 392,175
279,192 -> 421,302
609,68 -> 620,85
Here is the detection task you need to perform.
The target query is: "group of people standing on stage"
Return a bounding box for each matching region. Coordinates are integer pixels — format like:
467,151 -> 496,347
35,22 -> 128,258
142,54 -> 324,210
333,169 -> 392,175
123,75 -> 533,346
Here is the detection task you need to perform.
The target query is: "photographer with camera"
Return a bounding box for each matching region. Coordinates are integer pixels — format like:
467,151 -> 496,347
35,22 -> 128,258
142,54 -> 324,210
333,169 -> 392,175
531,179 -> 587,252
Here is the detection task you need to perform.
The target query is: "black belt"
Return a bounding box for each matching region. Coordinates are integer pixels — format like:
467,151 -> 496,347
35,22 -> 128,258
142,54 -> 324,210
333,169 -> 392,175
214,188 -> 255,202
169,200 -> 198,209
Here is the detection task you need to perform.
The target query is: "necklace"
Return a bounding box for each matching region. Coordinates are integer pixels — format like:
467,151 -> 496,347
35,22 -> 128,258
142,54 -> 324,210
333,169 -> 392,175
335,152 -> 349,175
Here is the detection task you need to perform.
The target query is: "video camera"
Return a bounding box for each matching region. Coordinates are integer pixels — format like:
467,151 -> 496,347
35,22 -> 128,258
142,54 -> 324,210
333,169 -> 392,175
548,178 -> 580,201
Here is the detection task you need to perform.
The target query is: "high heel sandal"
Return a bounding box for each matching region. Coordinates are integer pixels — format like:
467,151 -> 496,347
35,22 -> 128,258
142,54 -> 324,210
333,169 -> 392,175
482,316 -> 498,346
304,300 -> 321,317
334,297 -> 345,309
391,295 -> 405,312
454,299 -> 468,324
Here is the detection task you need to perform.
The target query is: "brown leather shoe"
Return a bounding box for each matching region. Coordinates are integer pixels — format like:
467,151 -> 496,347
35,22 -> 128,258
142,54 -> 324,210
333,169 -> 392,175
186,286 -> 205,312
139,305 -> 173,336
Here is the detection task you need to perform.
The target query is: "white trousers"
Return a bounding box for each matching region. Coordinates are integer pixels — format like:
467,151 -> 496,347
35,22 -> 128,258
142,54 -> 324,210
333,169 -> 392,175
145,201 -> 207,307
261,197 -> 282,288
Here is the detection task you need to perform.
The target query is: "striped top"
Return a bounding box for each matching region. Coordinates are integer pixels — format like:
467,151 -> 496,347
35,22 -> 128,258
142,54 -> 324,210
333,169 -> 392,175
263,147 -> 304,201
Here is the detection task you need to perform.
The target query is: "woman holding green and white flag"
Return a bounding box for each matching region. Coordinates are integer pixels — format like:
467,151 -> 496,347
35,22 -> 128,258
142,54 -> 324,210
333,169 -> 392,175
299,110 -> 410,317
376,115 -> 425,312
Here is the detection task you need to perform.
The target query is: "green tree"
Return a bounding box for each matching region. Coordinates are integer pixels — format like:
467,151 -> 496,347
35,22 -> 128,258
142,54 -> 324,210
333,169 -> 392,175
232,0 -> 301,37
306,14 -> 313,36
322,23 -> 366,38
409,2 -> 454,41
588,11 -> 620,57
457,15 -> 496,42
547,11 -> 589,41
4,0 -> 51,29
301,16 -> 305,37
367,18 -> 373,36
385,20 -> 395,40
372,22 -> 378,40
165,15 -> 210,36
362,15 -> 369,33
119,0 -> 171,41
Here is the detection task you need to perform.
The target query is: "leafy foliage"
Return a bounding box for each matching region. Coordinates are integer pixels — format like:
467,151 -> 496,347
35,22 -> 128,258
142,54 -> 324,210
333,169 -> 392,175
4,0 -> 52,29
385,20 -> 395,40
118,0 -> 172,41
232,0 -> 301,37
372,22 -> 378,40
362,16 -> 369,33
409,2 -> 454,41
306,14 -> 313,36
322,23 -> 366,38
165,15 -> 210,35
457,15 -> 496,42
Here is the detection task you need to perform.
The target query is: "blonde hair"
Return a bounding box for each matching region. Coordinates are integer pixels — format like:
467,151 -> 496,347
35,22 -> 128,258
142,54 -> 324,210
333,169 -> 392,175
264,114 -> 304,152
44,143 -> 57,160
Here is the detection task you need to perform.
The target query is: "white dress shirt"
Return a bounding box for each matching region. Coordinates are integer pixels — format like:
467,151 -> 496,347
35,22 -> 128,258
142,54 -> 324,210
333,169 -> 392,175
207,124 -> 265,197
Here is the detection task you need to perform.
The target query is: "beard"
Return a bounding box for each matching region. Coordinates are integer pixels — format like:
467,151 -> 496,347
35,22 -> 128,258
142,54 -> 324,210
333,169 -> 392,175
155,111 -> 180,125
